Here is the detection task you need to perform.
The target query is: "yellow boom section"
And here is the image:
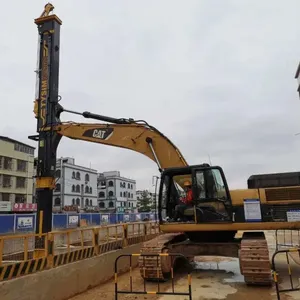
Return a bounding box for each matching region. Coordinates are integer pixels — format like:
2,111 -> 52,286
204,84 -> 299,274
55,122 -> 188,170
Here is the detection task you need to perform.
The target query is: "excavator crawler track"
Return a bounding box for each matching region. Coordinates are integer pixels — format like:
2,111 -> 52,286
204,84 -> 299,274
239,232 -> 272,286
138,233 -> 185,281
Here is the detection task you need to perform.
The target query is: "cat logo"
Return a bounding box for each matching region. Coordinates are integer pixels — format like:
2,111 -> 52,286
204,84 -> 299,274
92,129 -> 107,139
83,128 -> 114,140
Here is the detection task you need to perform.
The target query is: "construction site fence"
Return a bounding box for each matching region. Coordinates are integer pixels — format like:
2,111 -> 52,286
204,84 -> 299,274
0,221 -> 160,282
0,212 -> 158,235
271,247 -> 300,300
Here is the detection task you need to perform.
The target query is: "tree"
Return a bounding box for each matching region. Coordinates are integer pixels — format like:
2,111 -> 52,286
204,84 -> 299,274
137,190 -> 152,212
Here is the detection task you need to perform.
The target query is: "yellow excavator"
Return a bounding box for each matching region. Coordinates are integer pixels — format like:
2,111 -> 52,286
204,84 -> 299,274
31,3 -> 300,286
39,108 -> 300,285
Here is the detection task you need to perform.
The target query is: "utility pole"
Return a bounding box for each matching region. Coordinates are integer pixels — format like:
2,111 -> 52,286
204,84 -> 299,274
29,3 -> 63,257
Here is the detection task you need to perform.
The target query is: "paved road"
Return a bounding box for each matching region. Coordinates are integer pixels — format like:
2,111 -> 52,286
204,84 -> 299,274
68,231 -> 300,300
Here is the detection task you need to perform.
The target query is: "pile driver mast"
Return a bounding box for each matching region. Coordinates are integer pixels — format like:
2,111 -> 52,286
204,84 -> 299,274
29,3 -> 62,253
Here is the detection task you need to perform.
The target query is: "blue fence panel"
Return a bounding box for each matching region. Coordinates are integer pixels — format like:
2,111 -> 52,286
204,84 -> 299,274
15,214 -> 36,232
129,214 -> 135,222
53,214 -> 67,229
91,213 -> 100,226
0,212 -> 155,234
0,215 -> 15,234
80,213 -> 91,225
109,213 -> 117,224
117,213 -> 124,223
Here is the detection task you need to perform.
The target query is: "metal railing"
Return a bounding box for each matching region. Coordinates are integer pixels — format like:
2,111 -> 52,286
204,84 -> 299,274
272,247 -> 300,300
114,253 -> 192,300
0,221 -> 160,281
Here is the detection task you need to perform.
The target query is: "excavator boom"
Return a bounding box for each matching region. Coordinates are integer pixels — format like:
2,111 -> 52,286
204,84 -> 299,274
54,121 -> 188,170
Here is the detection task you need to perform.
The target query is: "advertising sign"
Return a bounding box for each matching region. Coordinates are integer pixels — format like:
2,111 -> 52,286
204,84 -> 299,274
13,203 -> 37,212
17,217 -> 34,229
124,214 -> 130,222
101,214 -> 109,223
0,201 -> 12,212
68,215 -> 79,226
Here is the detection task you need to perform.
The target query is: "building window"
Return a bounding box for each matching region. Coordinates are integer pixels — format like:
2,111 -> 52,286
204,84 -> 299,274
131,184 -> 133,189
3,157 -> 12,170
15,194 -> 26,203
72,171 -> 75,179
55,169 -> 61,178
85,186 -> 89,193
76,185 -> 80,192
76,171 -> 80,180
108,191 -> 114,197
109,201 -> 114,208
131,193 -> 133,198
76,198 -> 80,205
72,185 -> 75,192
72,198 -> 75,205
99,202 -> 105,208
108,180 -> 114,187
0,193 -> 10,201
85,174 -> 89,182
99,191 -> 105,198
54,197 -> 61,206
85,199 -> 89,206
16,177 -> 26,188
14,143 -> 34,155
120,192 -> 122,197
55,183 -> 61,192
127,183 -> 130,189
2,175 -> 12,187
89,187 -> 92,194
89,200 -> 92,206
17,160 -> 27,172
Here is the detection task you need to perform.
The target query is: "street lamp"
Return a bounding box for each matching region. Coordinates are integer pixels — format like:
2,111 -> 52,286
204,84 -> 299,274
295,62 -> 300,98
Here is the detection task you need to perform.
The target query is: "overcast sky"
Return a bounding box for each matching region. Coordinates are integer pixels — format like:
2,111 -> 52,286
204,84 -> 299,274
0,0 -> 300,191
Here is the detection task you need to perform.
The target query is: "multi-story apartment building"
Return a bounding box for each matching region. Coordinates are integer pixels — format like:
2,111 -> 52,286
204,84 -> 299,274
97,171 -> 137,213
53,157 -> 98,212
0,136 -> 35,209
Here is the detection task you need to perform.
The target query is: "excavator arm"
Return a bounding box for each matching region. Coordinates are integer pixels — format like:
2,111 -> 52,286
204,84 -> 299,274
54,121 -> 188,170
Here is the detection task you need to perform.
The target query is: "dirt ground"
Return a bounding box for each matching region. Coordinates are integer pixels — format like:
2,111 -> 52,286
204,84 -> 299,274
69,231 -> 300,300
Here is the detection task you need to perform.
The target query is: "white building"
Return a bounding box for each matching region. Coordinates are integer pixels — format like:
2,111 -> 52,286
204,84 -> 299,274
97,171 -> 137,213
53,157 -> 98,212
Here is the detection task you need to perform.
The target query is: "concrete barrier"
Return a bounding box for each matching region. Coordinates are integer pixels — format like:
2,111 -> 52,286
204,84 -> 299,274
0,243 -> 143,300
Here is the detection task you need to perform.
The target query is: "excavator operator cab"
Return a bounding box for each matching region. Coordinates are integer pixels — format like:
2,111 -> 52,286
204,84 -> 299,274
158,164 -> 233,224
